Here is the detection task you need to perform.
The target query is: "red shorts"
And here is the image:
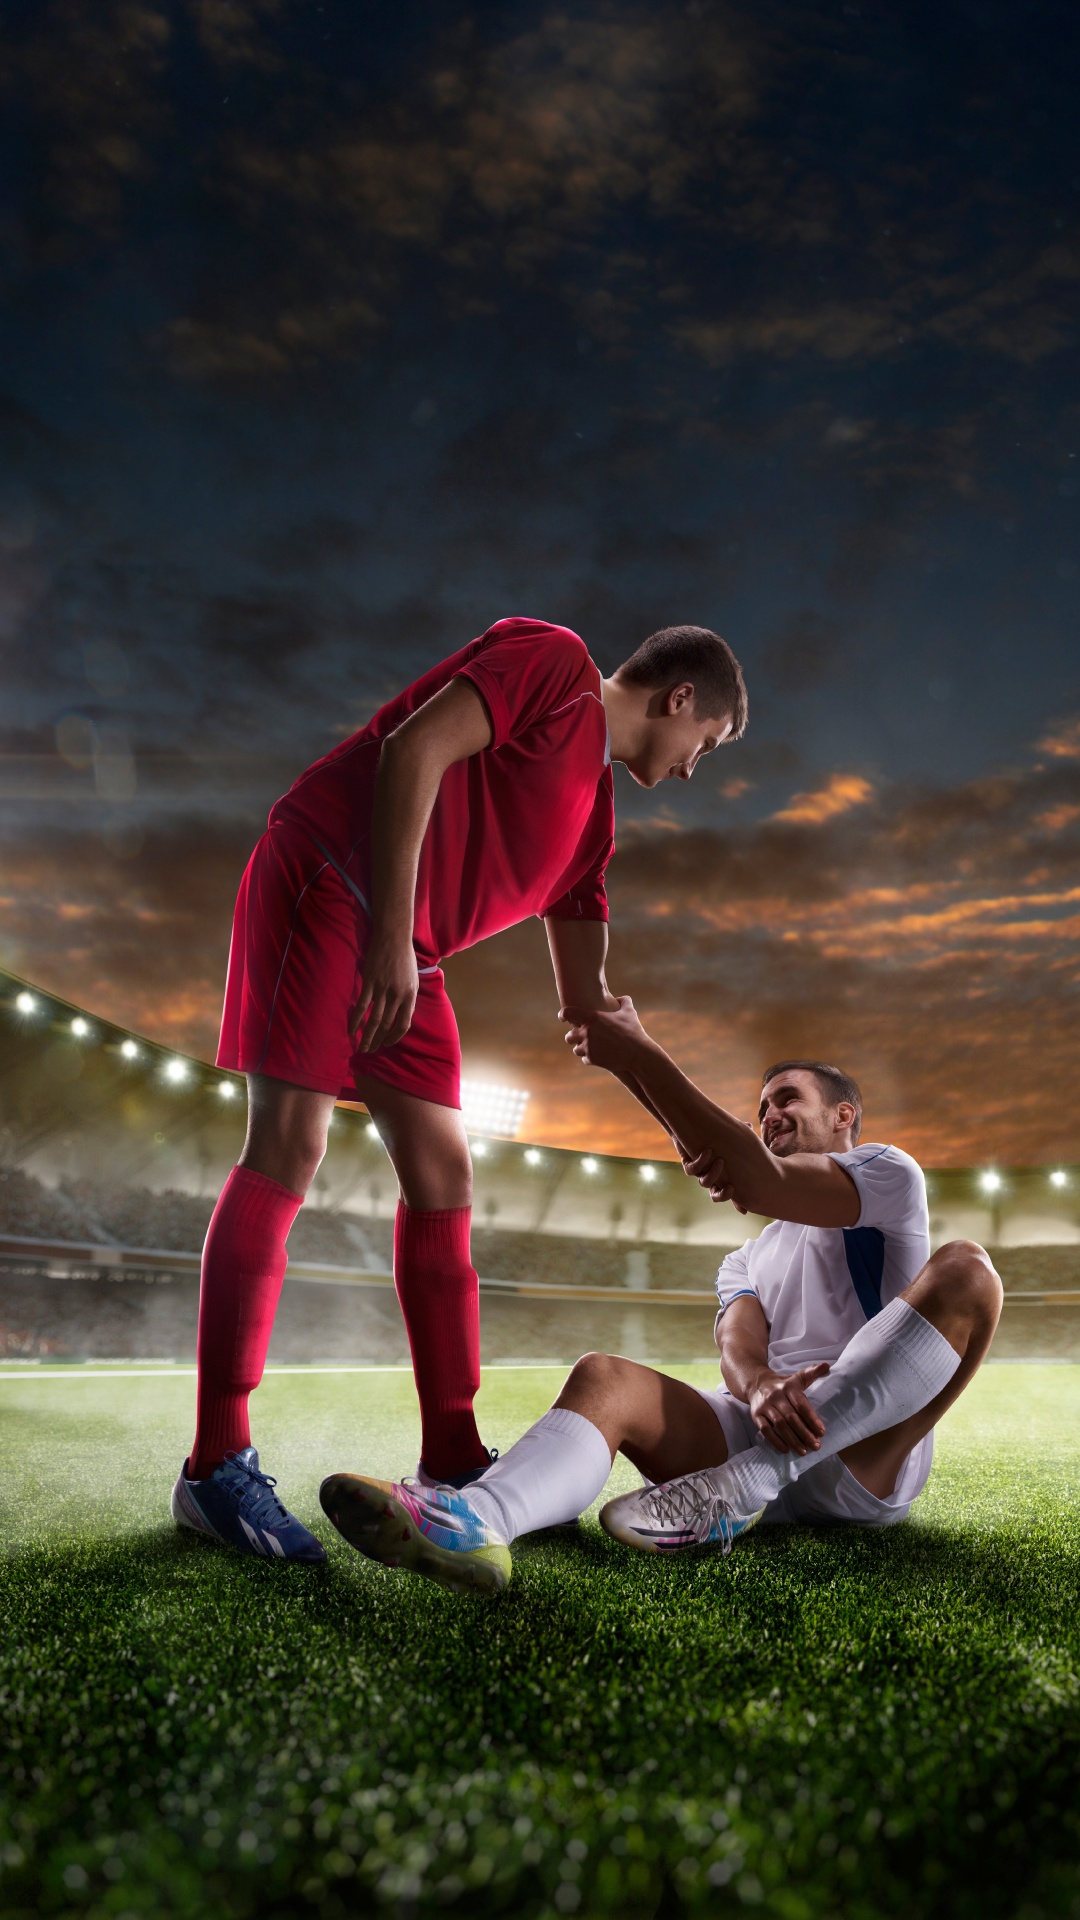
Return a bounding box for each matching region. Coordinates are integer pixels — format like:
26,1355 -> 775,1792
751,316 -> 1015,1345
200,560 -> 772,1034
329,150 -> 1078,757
216,822 -> 461,1108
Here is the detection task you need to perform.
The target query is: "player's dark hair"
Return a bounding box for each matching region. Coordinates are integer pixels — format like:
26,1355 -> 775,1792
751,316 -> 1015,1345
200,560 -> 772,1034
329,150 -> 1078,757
617,625 -> 748,734
761,1060 -> 863,1146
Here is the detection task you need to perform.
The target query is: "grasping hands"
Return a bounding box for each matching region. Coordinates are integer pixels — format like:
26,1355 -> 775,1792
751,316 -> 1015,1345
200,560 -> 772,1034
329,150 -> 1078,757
564,995 -> 649,1071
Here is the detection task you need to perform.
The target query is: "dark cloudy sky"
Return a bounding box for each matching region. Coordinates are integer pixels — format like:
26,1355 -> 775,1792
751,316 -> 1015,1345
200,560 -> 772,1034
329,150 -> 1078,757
2,0 -> 1079,1165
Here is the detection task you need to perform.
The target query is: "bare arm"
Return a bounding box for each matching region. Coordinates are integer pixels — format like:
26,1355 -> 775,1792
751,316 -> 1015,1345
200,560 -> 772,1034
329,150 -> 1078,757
567,998 -> 860,1228
353,677 -> 493,1051
544,918 -> 617,1015
716,1294 -> 829,1457
549,923 -> 678,1141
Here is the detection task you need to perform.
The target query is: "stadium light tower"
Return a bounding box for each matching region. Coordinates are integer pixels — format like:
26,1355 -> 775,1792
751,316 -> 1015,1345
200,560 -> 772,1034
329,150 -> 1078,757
459,1080 -> 529,1139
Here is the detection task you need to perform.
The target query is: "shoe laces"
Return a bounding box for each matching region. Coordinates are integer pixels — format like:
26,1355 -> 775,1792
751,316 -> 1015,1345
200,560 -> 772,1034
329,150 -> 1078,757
644,1473 -> 735,1553
223,1453 -> 290,1530
400,1477 -> 472,1535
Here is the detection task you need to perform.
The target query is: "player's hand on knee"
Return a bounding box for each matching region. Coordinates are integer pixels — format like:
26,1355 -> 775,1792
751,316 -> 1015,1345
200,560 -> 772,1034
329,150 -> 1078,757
351,935 -> 420,1052
748,1364 -> 830,1455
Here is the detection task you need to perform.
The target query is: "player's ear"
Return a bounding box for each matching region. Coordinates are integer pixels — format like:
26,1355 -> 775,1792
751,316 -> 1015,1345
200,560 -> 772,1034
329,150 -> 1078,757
662,681 -> 696,716
835,1101 -> 856,1135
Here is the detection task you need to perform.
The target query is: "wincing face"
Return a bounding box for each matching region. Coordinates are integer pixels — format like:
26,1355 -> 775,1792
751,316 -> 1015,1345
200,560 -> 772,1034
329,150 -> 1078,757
625,690 -> 733,789
758,1070 -> 855,1158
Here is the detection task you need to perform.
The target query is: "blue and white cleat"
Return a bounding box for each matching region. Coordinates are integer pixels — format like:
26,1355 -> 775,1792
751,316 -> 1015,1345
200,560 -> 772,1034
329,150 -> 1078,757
171,1448 -> 327,1563
600,1467 -> 766,1556
319,1472 -> 511,1594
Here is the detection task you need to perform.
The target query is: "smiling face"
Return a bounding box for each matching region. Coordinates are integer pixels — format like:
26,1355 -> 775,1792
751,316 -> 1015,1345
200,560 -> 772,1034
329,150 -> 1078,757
758,1069 -> 856,1158
623,683 -> 733,788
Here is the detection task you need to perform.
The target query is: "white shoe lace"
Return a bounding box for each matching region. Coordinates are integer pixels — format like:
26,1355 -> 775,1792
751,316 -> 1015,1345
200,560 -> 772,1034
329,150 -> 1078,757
640,1473 -> 738,1552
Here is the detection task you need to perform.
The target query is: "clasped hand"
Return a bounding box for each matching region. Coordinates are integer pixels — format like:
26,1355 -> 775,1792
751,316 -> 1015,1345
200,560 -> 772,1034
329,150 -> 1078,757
563,994 -> 648,1069
350,930 -> 419,1052
747,1363 -> 830,1455
681,1131 -> 757,1212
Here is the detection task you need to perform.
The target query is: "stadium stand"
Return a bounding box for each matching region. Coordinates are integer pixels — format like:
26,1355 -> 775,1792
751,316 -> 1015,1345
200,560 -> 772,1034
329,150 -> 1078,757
1,969 -> 1078,1363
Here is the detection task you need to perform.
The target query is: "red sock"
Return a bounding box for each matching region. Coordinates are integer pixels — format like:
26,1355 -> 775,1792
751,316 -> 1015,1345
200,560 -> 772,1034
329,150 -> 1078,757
394,1202 -> 487,1480
189,1165 -> 303,1480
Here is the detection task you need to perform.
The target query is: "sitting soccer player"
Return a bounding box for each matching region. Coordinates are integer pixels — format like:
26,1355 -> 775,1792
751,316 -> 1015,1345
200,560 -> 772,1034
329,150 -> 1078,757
319,1028 -> 1001,1592
172,621 -> 747,1563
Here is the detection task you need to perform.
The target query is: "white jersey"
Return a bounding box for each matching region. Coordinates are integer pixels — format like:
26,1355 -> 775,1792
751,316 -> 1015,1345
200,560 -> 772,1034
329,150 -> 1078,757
715,1142 -> 934,1503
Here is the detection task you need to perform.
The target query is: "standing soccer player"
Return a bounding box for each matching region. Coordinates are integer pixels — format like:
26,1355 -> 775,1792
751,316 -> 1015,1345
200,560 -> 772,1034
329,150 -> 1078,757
171,617 -> 747,1561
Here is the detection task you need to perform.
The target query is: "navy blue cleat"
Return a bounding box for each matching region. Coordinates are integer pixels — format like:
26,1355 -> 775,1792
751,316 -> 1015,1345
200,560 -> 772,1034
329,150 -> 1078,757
416,1448 -> 498,1492
171,1447 -> 326,1563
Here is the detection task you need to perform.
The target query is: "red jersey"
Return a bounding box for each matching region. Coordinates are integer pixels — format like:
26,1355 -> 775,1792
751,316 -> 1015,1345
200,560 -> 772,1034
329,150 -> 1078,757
271,618 -> 614,965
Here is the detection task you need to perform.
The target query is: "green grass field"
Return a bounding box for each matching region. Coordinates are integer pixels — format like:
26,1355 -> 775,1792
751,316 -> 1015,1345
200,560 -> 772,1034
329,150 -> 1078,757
2,1363 -> 1080,1920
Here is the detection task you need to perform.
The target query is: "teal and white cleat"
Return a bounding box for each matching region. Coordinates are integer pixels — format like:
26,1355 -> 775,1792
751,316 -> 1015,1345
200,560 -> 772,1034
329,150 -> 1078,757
600,1467 -> 766,1556
319,1472 -> 512,1594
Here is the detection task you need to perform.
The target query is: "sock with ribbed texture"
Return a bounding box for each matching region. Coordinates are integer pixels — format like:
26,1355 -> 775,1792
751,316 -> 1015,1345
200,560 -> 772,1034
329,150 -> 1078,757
717,1296 -> 960,1513
394,1202 -> 488,1481
188,1165 -> 303,1479
464,1407 -> 613,1542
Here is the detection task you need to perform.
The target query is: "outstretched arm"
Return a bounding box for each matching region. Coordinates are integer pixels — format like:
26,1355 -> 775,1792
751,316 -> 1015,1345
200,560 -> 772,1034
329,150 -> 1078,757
545,922 -> 674,1136
354,678 -> 493,1052
567,998 -> 860,1228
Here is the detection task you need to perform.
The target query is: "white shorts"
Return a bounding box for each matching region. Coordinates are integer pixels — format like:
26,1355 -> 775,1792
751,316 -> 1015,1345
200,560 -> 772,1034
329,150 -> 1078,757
697,1385 -> 926,1529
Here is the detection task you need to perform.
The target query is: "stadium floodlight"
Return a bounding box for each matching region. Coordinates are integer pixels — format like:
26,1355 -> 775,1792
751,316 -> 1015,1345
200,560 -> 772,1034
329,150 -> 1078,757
581,1156 -> 598,1175
639,1164 -> 658,1183
459,1080 -> 529,1139
979,1171 -> 1002,1194
471,1139 -> 489,1158
120,1039 -> 139,1060
70,1017 -> 90,1039
524,1147 -> 542,1167
217,1080 -> 237,1099
163,1058 -> 189,1084
1050,1169 -> 1068,1188
14,991 -> 38,1015
365,1120 -> 380,1140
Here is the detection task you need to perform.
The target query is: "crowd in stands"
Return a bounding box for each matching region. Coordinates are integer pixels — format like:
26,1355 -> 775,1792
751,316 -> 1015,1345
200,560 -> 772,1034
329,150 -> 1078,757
0,1166 -> 723,1289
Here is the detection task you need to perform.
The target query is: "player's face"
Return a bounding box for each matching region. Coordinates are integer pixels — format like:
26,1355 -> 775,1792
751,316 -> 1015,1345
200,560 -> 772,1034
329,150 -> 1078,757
628,704 -> 733,788
758,1072 -> 838,1156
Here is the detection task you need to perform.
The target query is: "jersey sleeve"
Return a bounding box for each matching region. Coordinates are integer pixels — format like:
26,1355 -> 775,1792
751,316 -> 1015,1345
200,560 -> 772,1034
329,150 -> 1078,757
453,619 -> 594,750
833,1145 -> 928,1234
715,1242 -> 758,1316
542,769 -> 614,922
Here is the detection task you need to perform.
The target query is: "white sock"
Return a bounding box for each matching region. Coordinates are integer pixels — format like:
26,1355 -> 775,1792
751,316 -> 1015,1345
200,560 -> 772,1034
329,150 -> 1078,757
719,1298 -> 961,1512
464,1407 -> 613,1543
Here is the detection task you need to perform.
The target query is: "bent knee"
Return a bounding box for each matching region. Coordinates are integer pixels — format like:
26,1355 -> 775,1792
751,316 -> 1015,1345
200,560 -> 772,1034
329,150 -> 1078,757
924,1239 -> 1003,1314
565,1351 -> 627,1397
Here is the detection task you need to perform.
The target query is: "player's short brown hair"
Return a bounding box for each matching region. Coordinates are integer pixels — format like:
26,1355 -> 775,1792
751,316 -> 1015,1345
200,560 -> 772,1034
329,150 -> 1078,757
617,625 -> 748,734
761,1060 -> 863,1146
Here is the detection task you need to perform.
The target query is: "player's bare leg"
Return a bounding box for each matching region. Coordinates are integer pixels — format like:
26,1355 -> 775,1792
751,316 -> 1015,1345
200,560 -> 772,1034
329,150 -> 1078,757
239,1074 -> 338,1193
554,1355 -> 730,1483
839,1239 -> 1002,1499
352,1075 -> 472,1210
354,1074 -> 486,1480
